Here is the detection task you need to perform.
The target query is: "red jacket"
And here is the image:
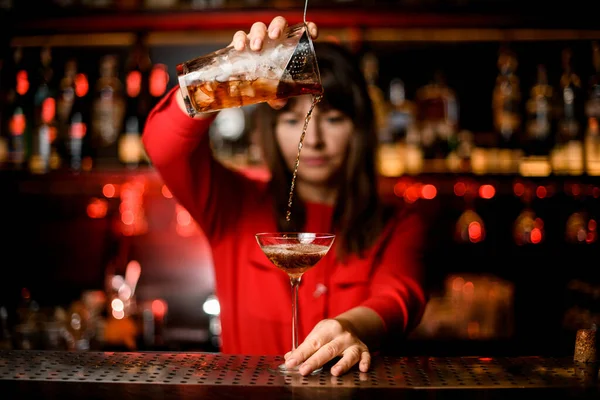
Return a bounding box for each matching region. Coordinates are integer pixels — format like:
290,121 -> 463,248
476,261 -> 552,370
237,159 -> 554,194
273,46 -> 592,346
142,88 -> 427,355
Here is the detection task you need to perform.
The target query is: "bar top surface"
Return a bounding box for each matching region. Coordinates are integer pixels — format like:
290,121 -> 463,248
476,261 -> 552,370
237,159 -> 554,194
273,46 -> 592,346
1,350 -> 599,399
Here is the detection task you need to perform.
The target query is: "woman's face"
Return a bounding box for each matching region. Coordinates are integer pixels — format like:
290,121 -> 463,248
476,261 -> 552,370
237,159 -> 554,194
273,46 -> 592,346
275,95 -> 354,187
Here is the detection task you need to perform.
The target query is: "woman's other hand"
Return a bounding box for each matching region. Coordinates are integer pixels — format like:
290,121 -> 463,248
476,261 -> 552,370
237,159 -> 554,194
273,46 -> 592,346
283,318 -> 371,376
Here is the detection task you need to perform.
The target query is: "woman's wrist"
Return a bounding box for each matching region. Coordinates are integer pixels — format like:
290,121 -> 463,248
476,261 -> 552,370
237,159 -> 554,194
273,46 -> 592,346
334,306 -> 386,350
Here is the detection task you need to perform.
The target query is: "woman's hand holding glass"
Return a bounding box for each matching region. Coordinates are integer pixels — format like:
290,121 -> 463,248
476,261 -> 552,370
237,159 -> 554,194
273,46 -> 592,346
283,318 -> 371,377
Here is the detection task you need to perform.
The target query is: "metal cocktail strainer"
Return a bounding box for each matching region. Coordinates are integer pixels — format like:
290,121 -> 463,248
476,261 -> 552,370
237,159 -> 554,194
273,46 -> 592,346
280,23 -> 321,85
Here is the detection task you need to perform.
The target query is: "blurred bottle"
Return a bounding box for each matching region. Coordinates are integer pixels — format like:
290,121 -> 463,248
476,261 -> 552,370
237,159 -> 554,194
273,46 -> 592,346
564,183 -> 597,245
563,279 -> 598,331
587,118 -> 600,176
453,180 -> 486,244
455,208 -> 486,244
91,54 -> 125,168
492,45 -> 522,173
43,306 -> 75,351
81,290 -> 107,350
416,70 -> 459,162
149,62 -> 169,105
81,0 -> 114,7
119,35 -> 152,168
493,46 -> 521,146
0,306 -> 12,349
552,47 -> 585,175
525,65 -> 555,155
361,52 -> 390,143
585,41 -> 600,176
144,0 -> 177,8
190,0 -> 224,9
379,77 -> 421,176
30,46 -> 59,174
68,77 -> 91,172
14,288 -> 43,350
4,46 -> 32,169
513,206 -> 546,246
512,180 -> 548,246
0,54 -> 7,167
388,78 -> 417,144
520,65 -> 554,177
59,59 -> 92,171
66,300 -> 92,350
56,58 -> 77,158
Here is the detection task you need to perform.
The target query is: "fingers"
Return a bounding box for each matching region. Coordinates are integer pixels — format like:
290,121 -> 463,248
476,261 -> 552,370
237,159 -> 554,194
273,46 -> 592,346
285,335 -> 324,370
231,30 -> 248,51
232,16 -> 317,52
285,320 -> 342,375
297,338 -> 345,376
248,22 -> 268,51
267,16 -> 288,39
359,351 -> 371,373
306,21 -> 318,39
331,348 -> 370,377
267,99 -> 288,110
296,342 -> 370,377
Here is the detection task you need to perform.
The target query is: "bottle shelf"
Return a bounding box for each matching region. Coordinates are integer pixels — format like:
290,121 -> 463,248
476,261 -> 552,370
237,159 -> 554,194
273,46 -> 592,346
6,6 -> 600,40
10,27 -> 600,49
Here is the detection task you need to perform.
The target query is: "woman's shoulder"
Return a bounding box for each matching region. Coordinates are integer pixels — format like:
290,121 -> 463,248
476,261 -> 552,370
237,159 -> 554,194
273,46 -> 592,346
384,203 -> 425,229
209,161 -> 273,208
224,164 -> 271,196
378,204 -> 428,248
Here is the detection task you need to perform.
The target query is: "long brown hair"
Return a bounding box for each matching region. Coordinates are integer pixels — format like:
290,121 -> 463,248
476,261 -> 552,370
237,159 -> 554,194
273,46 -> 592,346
254,41 -> 390,260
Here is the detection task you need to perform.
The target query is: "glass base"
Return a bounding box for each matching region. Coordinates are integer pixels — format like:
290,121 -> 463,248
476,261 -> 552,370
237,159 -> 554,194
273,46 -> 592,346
268,362 -> 323,376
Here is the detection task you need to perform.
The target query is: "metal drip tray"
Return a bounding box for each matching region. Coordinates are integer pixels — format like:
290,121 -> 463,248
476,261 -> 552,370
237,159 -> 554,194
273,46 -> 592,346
1,351 -> 599,399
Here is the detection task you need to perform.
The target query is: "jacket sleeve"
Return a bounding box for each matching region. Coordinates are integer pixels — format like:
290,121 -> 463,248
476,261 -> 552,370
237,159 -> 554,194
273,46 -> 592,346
360,210 -> 428,336
141,87 -> 250,242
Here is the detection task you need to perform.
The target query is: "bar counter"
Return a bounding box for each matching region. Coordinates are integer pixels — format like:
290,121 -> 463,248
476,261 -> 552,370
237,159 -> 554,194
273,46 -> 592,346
2,350 -> 600,399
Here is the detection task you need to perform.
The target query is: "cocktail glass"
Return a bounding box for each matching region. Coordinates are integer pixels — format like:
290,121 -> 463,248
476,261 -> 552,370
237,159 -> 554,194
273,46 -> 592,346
255,232 -> 335,375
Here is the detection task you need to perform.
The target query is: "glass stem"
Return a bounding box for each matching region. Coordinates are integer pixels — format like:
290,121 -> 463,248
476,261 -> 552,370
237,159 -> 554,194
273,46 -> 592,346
290,276 -> 301,350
